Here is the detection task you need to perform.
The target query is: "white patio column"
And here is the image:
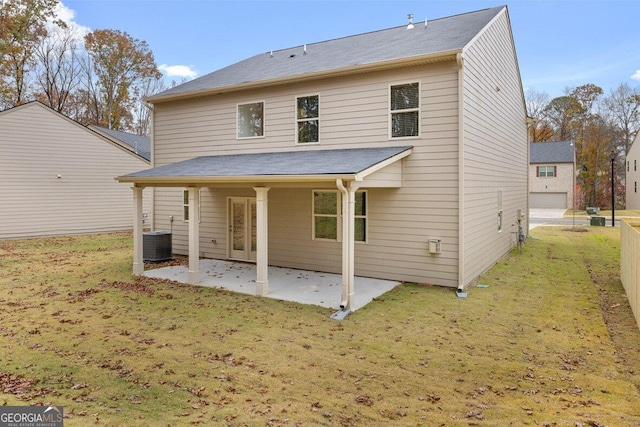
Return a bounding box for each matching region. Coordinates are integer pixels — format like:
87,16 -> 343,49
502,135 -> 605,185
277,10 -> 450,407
253,187 -> 270,296
337,180 -> 356,311
187,186 -> 200,284
132,186 -> 144,276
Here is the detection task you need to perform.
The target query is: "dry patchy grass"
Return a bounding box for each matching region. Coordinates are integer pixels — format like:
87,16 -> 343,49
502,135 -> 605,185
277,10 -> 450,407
0,229 -> 639,426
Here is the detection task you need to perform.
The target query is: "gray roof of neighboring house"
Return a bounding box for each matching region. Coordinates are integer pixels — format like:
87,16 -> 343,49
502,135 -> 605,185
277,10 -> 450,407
119,146 -> 412,180
530,141 -> 574,164
92,126 -> 151,161
150,6 -> 505,101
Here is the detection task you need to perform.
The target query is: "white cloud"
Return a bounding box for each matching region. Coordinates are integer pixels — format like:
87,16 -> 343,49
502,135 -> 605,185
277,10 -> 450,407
50,2 -> 91,44
632,70 -> 640,81
159,64 -> 197,79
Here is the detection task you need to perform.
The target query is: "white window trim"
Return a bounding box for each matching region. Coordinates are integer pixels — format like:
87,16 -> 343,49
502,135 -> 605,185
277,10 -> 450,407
295,94 -> 320,145
388,80 -> 421,140
538,165 -> 556,178
236,100 -> 266,139
312,189 -> 368,243
183,189 -> 201,223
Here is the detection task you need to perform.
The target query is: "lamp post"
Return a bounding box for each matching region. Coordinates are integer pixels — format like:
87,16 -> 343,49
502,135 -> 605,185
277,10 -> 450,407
610,150 -> 616,227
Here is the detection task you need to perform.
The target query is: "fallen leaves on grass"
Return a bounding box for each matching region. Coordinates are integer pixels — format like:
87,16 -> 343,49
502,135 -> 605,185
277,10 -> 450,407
0,372 -> 52,400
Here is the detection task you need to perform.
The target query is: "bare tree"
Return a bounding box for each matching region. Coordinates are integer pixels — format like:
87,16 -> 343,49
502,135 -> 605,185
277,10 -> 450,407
602,83 -> 640,154
131,75 -> 165,135
32,25 -> 84,113
525,89 -> 553,142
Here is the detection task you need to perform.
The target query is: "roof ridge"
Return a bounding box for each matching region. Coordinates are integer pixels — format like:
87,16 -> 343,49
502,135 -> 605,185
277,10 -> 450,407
265,6 -> 505,55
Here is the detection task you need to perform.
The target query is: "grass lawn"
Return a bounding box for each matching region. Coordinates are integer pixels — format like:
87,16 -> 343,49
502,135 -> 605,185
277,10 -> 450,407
1,228 -> 639,426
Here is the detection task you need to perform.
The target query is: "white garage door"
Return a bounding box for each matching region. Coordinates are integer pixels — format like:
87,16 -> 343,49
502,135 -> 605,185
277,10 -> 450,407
530,192 -> 567,209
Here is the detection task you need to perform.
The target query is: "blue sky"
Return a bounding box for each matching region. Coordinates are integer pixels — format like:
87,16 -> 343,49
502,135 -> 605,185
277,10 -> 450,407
60,0 -> 640,99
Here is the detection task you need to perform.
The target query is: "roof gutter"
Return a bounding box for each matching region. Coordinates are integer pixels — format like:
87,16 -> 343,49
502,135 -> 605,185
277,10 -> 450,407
147,50 -> 461,104
115,173 -> 359,185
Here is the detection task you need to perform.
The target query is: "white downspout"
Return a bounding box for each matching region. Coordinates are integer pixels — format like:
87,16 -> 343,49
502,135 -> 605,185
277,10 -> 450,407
336,179 -> 355,311
457,51 -> 466,291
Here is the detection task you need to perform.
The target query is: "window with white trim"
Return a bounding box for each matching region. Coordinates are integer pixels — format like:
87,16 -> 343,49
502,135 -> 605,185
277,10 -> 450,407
390,82 -> 419,138
183,189 -> 201,222
296,95 -> 319,143
536,165 -> 556,177
312,190 -> 367,242
237,102 -> 264,138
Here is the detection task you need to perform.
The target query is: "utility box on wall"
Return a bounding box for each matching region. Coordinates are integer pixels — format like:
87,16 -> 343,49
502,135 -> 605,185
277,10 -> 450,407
428,238 -> 441,254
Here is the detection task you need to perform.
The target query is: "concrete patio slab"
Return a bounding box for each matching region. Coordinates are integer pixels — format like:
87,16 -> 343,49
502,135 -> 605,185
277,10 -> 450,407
142,259 -> 400,311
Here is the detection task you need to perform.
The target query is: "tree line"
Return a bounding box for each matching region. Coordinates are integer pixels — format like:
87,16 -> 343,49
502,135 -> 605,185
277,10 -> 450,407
0,0 -> 169,134
527,83 -> 640,209
3,1 -> 640,209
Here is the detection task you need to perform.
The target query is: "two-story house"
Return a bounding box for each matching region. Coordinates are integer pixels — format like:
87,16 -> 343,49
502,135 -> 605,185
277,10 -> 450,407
0,101 -> 152,239
529,141 -> 575,210
626,133 -> 640,209
118,5 -> 528,312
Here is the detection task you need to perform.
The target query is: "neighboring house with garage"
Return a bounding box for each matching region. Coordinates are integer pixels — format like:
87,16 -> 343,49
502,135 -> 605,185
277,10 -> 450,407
0,101 -> 152,239
626,132 -> 640,209
118,5 -> 528,311
529,141 -> 575,210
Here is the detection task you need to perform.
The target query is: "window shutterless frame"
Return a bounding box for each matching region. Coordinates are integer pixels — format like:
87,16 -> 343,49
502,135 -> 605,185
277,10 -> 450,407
389,81 -> 420,139
236,101 -> 265,139
312,189 -> 368,243
182,189 -> 201,223
295,94 -> 320,144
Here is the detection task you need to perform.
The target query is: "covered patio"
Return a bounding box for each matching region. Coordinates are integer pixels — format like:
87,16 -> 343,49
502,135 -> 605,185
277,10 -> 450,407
143,259 -> 400,311
117,146 -> 412,316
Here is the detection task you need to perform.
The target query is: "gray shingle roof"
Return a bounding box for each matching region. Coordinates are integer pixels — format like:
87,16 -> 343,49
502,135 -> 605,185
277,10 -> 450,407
530,141 -> 575,164
93,126 -> 151,161
119,146 -> 412,181
150,6 -> 504,101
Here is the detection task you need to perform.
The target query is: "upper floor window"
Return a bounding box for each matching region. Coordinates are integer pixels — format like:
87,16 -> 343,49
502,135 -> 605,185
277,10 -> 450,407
237,102 -> 264,138
390,82 -> 419,138
536,165 -> 556,178
297,95 -> 319,143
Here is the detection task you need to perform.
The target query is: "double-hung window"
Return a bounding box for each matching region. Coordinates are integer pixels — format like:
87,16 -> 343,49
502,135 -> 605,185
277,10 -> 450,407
536,165 -> 556,177
296,95 -> 319,143
183,189 -> 201,222
312,190 -> 367,242
390,82 -> 420,138
237,102 -> 264,138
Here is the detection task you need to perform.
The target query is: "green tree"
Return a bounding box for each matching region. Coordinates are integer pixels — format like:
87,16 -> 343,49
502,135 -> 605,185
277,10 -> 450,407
84,29 -> 161,129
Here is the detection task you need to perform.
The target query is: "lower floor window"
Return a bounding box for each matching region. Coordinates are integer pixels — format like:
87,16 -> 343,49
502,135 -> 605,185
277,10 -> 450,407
313,190 -> 367,242
183,189 -> 201,222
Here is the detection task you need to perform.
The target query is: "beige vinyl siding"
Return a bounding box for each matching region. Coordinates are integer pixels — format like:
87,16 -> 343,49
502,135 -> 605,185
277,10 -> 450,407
0,102 -> 152,239
153,62 -> 462,287
626,134 -> 640,209
460,10 -> 528,285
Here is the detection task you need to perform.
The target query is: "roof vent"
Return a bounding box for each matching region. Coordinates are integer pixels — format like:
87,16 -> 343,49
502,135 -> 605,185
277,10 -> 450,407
424,17 -> 428,28
407,13 -> 414,29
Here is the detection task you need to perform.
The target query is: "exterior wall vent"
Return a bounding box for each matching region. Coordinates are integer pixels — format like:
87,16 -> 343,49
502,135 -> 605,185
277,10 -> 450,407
428,238 -> 441,254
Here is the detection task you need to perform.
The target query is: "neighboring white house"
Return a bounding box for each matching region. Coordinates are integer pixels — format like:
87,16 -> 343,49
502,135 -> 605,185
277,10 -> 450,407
529,141 -> 575,209
0,101 -> 152,239
118,6 -> 528,311
626,133 -> 640,209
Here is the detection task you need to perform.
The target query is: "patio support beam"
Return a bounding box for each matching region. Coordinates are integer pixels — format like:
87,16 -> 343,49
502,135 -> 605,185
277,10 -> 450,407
337,179 -> 356,311
254,187 -> 270,296
132,186 -> 144,276
188,186 -> 200,284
